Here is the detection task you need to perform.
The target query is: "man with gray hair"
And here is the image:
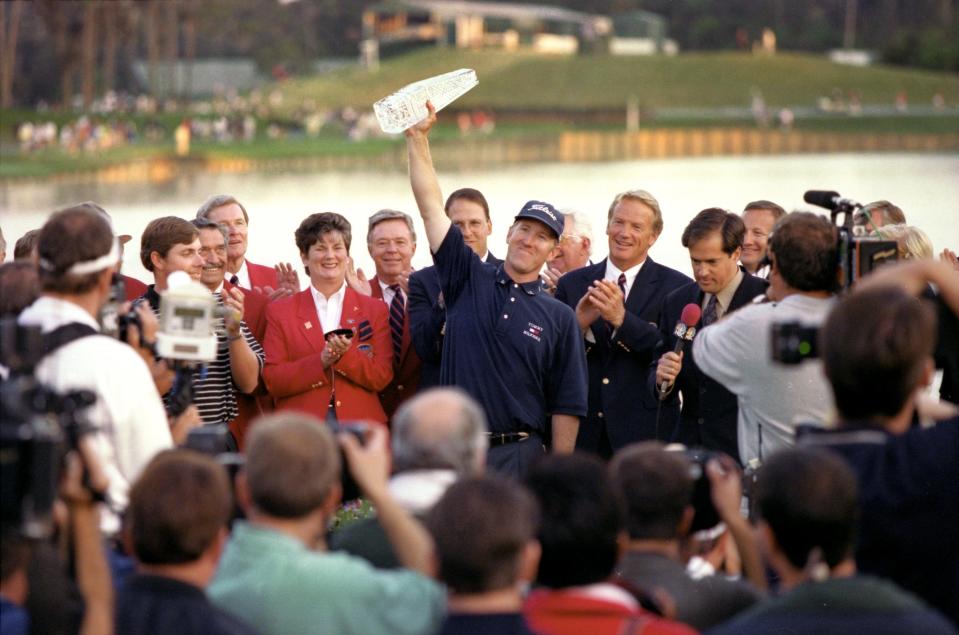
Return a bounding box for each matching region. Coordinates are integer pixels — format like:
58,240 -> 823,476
196,194 -> 299,300
330,387 -> 488,568
543,210 -> 593,291
346,209 -> 422,418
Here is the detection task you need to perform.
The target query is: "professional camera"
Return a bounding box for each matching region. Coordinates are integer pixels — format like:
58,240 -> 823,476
183,424 -> 246,523
770,321 -> 819,364
156,271 -> 219,363
98,274 -> 142,342
153,272 -> 223,416
682,448 -> 722,532
0,319 -> 96,539
664,446 -> 721,532
770,190 -> 899,365
803,190 -> 898,290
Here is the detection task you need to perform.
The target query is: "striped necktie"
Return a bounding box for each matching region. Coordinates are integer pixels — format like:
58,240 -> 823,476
703,294 -> 719,326
388,284 -> 405,361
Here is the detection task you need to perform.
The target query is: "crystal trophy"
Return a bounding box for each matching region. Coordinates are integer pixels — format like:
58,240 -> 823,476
373,68 -> 479,134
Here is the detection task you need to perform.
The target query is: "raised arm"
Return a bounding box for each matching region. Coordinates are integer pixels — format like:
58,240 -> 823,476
405,101 -> 451,253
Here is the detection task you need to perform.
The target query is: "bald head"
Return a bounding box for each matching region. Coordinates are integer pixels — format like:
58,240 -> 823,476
392,388 -> 488,475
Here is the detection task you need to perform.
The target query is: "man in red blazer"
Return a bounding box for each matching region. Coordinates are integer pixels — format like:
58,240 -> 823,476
196,194 -> 299,299
262,213 -> 393,425
349,209 -> 422,420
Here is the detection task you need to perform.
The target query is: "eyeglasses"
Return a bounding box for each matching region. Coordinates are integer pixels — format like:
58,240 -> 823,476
558,233 -> 583,244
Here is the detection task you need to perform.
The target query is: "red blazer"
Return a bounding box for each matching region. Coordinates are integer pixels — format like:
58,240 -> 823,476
262,287 -> 393,424
371,276 -> 421,419
224,279 -> 270,343
223,280 -> 272,450
123,274 -> 148,302
247,260 -> 279,292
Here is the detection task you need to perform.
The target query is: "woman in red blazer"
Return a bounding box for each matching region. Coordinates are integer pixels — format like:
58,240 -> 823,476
262,213 -> 393,424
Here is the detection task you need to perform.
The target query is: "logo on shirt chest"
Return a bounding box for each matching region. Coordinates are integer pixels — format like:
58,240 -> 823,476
523,322 -> 544,342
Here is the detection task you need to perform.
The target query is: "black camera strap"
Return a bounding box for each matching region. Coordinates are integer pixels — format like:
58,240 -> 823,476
40,323 -> 99,360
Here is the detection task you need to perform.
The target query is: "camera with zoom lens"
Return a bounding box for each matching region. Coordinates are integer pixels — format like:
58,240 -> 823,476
0,319 -> 97,539
770,321 -> 820,365
803,189 -> 898,290
156,271 -> 220,363
664,446 -> 722,533
99,274 -> 141,342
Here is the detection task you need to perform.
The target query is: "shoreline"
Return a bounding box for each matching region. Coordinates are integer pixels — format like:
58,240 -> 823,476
2,128 -> 957,187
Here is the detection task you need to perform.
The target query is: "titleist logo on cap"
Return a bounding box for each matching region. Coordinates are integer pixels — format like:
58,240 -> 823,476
528,203 -> 557,221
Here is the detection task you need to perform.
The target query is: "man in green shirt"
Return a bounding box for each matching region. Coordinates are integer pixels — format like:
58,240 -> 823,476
209,413 -> 444,635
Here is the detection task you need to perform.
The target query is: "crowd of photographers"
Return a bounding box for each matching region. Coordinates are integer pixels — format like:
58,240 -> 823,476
1,108 -> 958,634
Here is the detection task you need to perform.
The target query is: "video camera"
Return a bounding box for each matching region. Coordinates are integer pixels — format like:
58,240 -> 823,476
0,319 -> 97,539
99,275 -> 142,344
663,446 -> 722,533
803,190 -> 898,290
152,271 -> 225,417
770,190 -> 899,365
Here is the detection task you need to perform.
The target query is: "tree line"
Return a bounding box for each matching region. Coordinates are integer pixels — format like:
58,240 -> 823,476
1,0 -> 955,110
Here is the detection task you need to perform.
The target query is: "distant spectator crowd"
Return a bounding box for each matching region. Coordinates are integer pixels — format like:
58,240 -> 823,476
1,100 -> 957,635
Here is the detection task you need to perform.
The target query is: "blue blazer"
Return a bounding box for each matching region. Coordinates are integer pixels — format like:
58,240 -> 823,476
555,257 -> 691,455
653,272 -> 769,463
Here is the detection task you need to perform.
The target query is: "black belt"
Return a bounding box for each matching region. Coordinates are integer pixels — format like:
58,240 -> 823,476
487,431 -> 532,447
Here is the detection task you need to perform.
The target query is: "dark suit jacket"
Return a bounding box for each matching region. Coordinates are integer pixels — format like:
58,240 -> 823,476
408,251 -> 501,390
223,280 -> 271,450
370,276 -> 421,420
262,287 -> 393,424
654,273 -> 768,462
555,257 -> 692,455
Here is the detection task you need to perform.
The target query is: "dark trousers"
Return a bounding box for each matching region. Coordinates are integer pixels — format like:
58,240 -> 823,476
486,433 -> 546,479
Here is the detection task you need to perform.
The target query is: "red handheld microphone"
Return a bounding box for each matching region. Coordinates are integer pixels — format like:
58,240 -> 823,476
659,303 -> 702,399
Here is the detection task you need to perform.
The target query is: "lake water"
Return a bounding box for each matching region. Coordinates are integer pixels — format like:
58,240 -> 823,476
2,152 -> 957,283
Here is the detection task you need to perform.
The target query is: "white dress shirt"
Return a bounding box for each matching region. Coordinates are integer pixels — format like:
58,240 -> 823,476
225,259 -> 252,290
311,282 -> 347,333
378,279 -> 405,308
604,259 -> 646,299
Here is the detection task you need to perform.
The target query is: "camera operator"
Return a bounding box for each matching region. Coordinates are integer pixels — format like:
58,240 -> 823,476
692,212 -> 838,466
16,204 -> 174,540
138,217 -> 263,447
800,261 -> 959,625
609,443 -> 764,630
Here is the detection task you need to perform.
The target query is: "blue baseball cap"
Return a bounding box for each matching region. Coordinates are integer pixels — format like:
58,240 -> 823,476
514,200 -> 564,240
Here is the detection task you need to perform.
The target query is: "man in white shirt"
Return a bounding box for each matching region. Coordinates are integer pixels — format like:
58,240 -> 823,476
18,204 -> 173,535
694,212 -> 838,466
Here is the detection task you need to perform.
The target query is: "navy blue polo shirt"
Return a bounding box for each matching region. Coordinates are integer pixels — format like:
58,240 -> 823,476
433,225 -> 587,434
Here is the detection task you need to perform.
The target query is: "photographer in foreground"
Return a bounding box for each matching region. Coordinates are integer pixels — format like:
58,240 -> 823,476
709,448 -> 956,634
208,413 -> 444,635
17,205 -> 174,540
800,264 -> 959,625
